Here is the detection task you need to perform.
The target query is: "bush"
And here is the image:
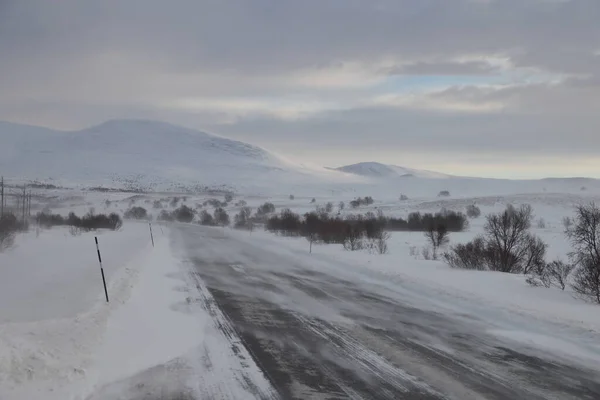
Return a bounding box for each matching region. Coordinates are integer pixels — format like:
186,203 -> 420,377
338,201 -> 345,211
443,236 -> 487,270
567,203 -> 600,303
310,198 -> 316,204
350,196 -> 375,208
289,195 -> 295,200
257,202 -> 276,216
158,210 -> 174,222
224,193 -> 234,203
399,195 -> 409,201
173,205 -> 194,223
325,202 -> 334,213
466,205 -> 481,219
235,200 -> 247,207
443,204 -> 547,274
206,198 -> 227,208
424,220 -> 449,260
170,197 -> 180,207
213,208 -> 230,227
234,207 -> 253,229
562,216 -> 573,233
124,206 -> 148,220
0,213 -> 27,251
543,260 -> 574,290
438,191 -> 451,197
199,210 -> 214,226
537,218 -> 546,229
153,200 -> 163,209
36,211 -> 122,231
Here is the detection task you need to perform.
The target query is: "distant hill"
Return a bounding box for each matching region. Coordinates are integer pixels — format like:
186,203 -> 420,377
0,119 -> 355,193
334,162 -> 452,179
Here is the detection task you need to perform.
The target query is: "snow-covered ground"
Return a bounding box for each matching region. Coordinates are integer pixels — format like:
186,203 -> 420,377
1,188 -> 600,398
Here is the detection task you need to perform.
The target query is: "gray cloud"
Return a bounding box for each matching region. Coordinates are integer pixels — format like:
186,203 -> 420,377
0,0 -> 599,177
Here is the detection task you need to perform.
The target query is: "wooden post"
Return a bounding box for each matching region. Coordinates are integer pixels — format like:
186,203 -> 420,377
149,222 -> 154,247
0,176 -> 3,218
95,237 -> 109,302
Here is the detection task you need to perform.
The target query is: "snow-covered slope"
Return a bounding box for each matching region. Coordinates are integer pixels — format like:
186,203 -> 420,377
335,162 -> 451,179
0,120 -> 357,193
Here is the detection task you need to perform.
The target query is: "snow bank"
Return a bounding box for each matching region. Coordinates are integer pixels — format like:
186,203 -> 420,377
0,222 -> 153,400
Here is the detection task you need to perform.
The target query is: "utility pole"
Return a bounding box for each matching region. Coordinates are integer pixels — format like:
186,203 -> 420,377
22,185 -> 26,223
1,176 -> 4,218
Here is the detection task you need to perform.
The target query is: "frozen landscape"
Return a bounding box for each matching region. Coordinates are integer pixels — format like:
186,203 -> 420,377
1,120 -> 600,399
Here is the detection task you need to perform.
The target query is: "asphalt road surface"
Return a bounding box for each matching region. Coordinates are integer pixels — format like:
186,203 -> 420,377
91,225 -> 600,400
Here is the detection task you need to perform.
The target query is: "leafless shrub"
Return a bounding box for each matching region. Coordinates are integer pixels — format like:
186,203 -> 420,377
338,201 -> 345,211
371,231 -> 390,254
234,207 -> 253,230
399,194 -> 409,201
422,246 -> 432,260
543,260 -> 574,290
69,225 -> 82,236
199,210 -> 214,226
424,221 -> 449,260
444,204 -> 547,274
343,226 -> 364,251
438,190 -> 451,197
567,203 -> 600,303
289,194 -> 295,200
562,216 -> 573,233
124,206 -> 148,220
325,202 -> 334,213
443,236 -> 487,270
224,193 -> 234,203
526,276 -> 545,287
536,218 -> 546,229
213,208 -> 230,227
409,246 -> 419,258
466,204 -> 481,219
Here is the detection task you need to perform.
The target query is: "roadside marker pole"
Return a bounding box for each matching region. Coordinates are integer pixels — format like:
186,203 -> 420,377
95,237 -> 109,303
149,222 -> 155,247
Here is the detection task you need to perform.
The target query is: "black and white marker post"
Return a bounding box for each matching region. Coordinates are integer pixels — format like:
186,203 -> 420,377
95,236 -> 109,303
149,222 -> 155,247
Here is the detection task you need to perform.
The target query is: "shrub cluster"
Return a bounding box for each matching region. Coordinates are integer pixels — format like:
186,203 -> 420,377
350,196 -> 374,208
36,211 -> 122,231
0,213 -> 28,251
124,206 -> 148,220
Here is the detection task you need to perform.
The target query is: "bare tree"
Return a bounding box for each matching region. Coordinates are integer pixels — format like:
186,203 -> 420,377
567,203 -> 600,303
424,221 -> 449,260
338,201 -> 345,211
484,204 -> 535,273
562,216 -> 574,233
466,204 -> 481,218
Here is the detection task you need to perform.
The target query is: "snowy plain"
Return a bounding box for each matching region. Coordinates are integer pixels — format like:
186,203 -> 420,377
1,183 -> 600,398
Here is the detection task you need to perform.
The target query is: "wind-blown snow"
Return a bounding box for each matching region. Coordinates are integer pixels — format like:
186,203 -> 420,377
335,161 -> 452,179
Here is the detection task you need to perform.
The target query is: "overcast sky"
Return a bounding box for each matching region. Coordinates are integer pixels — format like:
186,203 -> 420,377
1,0 -> 599,178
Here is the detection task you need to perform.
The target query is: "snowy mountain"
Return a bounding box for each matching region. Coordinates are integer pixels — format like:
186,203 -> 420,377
0,119 -> 356,193
335,162 -> 451,179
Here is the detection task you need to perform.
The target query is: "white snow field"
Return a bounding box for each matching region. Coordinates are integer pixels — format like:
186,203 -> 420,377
1,118 -> 600,398
0,188 -> 599,398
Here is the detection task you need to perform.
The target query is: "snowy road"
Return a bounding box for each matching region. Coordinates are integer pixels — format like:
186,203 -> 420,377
89,224 -> 600,400
168,225 -> 600,400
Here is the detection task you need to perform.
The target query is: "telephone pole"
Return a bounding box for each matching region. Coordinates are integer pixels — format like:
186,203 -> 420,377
1,176 -> 4,218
